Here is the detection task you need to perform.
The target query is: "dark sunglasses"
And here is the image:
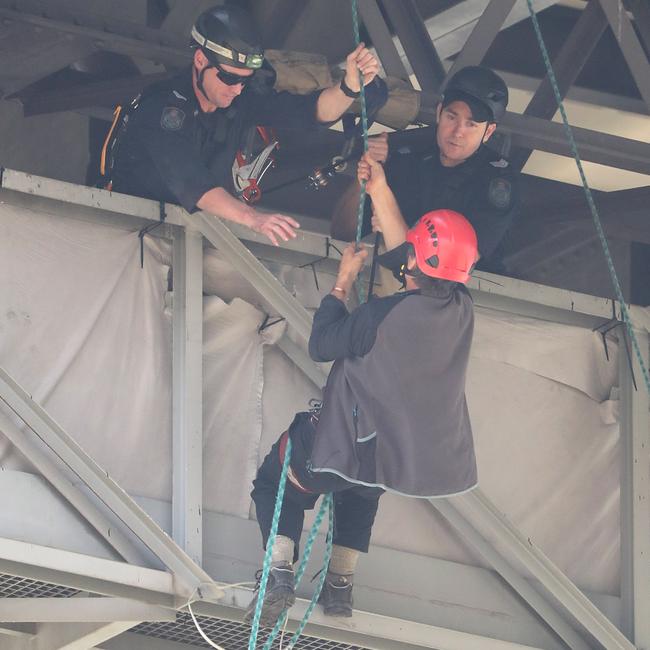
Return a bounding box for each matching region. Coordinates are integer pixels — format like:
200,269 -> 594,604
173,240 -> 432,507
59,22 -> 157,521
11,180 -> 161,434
215,64 -> 255,87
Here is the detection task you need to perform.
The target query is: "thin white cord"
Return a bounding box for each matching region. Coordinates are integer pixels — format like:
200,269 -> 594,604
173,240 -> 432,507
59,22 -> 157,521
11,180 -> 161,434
187,600 -> 227,650
279,612 -> 290,649
182,579 -> 257,650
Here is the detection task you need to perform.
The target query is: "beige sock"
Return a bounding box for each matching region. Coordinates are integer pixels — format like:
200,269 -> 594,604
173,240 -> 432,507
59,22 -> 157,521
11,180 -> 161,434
270,535 -> 294,566
328,544 -> 360,577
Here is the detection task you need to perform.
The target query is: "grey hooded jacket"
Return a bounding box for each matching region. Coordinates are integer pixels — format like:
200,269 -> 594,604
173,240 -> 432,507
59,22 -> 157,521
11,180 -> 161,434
308,286 -> 477,498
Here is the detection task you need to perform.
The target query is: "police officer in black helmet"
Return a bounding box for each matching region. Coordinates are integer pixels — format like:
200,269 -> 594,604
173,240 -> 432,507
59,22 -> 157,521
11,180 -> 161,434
334,66 -> 518,270
103,5 -> 379,246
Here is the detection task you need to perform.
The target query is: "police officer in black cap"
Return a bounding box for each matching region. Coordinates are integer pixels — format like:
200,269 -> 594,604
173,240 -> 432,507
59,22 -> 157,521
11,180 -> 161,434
334,66 -> 518,269
101,5 -> 379,246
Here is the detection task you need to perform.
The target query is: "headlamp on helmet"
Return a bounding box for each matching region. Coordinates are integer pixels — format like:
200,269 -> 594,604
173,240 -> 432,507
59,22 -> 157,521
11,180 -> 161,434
191,6 -> 264,70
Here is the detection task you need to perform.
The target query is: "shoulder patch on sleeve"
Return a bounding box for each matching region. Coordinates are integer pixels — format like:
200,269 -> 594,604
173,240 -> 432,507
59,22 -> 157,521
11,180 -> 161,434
490,158 -> 509,168
487,177 -> 513,209
160,106 -> 186,131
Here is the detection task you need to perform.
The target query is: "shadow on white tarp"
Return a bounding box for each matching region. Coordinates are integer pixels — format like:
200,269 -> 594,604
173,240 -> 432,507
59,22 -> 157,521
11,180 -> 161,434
0,204 -> 626,595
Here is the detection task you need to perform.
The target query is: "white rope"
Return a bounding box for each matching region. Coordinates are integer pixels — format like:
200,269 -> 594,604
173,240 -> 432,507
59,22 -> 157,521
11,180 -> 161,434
183,580 -> 257,649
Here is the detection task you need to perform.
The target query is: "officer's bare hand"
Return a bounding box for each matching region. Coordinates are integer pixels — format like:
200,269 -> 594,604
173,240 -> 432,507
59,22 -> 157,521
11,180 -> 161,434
370,208 -> 382,233
250,211 -> 300,246
368,133 -> 389,164
357,152 -> 387,195
344,43 -> 380,92
335,243 -> 369,291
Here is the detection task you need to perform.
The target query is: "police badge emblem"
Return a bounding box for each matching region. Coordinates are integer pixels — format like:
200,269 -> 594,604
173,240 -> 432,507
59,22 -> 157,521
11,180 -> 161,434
160,106 -> 186,131
488,177 -> 512,209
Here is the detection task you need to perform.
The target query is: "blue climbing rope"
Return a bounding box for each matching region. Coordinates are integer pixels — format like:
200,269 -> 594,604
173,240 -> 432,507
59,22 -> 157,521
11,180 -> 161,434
260,494 -> 334,650
351,0 -> 370,248
525,0 -> 650,394
248,436 -> 294,650
249,3 -> 372,646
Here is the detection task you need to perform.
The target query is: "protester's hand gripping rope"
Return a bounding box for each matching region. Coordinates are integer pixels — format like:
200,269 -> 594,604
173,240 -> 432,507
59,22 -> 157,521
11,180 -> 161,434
525,0 -> 650,394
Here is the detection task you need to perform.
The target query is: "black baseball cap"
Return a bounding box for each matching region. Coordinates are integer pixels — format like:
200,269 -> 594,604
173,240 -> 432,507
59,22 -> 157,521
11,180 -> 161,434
441,89 -> 493,123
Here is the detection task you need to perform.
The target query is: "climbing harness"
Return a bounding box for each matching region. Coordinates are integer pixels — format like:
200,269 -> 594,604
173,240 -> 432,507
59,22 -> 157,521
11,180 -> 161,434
525,0 -> 650,394
232,127 -> 279,203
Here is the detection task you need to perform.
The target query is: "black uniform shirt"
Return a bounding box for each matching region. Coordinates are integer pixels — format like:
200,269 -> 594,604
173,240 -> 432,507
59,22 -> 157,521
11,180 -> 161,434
110,68 -> 325,213
382,138 -> 519,261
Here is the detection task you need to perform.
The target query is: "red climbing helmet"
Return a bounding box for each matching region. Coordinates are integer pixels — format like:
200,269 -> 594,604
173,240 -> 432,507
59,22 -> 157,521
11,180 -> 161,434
406,210 -> 477,284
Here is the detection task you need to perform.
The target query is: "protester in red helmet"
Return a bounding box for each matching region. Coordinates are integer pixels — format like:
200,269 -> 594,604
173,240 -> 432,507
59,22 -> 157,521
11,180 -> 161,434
247,209 -> 478,626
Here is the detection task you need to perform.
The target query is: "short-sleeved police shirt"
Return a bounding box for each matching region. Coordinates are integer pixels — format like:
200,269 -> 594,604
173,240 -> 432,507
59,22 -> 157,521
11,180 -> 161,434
110,68 -> 324,213
381,138 -> 519,261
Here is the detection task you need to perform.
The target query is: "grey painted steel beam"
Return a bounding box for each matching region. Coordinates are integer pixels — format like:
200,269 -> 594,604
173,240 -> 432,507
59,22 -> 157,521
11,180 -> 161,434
192,212 -> 314,344
497,110 -> 650,176
0,411 -> 147,566
434,489 -> 636,650
0,367 -> 221,601
0,537 -> 177,608
21,73 -> 172,116
432,496 -> 591,650
358,0 -> 411,81
34,622 -> 138,650
624,0 -> 650,54
172,229 -> 204,567
0,598 -> 174,623
444,0 -> 516,82
276,336 -> 328,389
381,0 -> 446,91
598,0 -> 650,112
0,1 -> 190,68
161,0 -> 208,35
511,0 -> 609,170
619,328 -> 650,646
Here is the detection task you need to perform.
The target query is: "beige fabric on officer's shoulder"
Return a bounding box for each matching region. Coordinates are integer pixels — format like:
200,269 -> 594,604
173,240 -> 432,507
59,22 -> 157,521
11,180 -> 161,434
266,50 -> 333,94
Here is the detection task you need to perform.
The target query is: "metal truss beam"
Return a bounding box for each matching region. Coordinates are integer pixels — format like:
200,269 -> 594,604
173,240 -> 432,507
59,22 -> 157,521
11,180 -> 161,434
160,0 -> 208,35
0,598 -> 173,623
598,0 -> 650,111
34,622 -> 138,650
0,368 -> 220,601
434,489 -> 636,650
511,0 -> 609,170
432,495 -> 591,650
619,328 -> 650,646
21,73 -> 172,117
381,0 -> 446,92
189,586 -> 549,650
0,411 -> 147,566
0,537 -> 176,605
0,1 -> 190,68
358,0 -> 411,81
444,0 -> 516,82
171,228 -> 204,567
624,0 -> 650,54
191,213 -> 314,344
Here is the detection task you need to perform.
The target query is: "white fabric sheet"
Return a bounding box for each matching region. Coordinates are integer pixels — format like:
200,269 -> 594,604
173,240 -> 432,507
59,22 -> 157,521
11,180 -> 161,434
0,205 -> 634,596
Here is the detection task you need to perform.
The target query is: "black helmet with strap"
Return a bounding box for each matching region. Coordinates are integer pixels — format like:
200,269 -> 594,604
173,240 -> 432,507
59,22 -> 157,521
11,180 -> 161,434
443,66 -> 508,123
191,5 -> 264,71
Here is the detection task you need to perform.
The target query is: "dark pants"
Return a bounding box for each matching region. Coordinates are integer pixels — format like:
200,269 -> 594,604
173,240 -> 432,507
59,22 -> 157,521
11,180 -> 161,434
251,412 -> 383,562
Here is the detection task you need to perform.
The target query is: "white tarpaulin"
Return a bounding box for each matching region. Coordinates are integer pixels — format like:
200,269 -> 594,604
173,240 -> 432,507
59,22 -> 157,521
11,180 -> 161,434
0,204 -> 629,596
